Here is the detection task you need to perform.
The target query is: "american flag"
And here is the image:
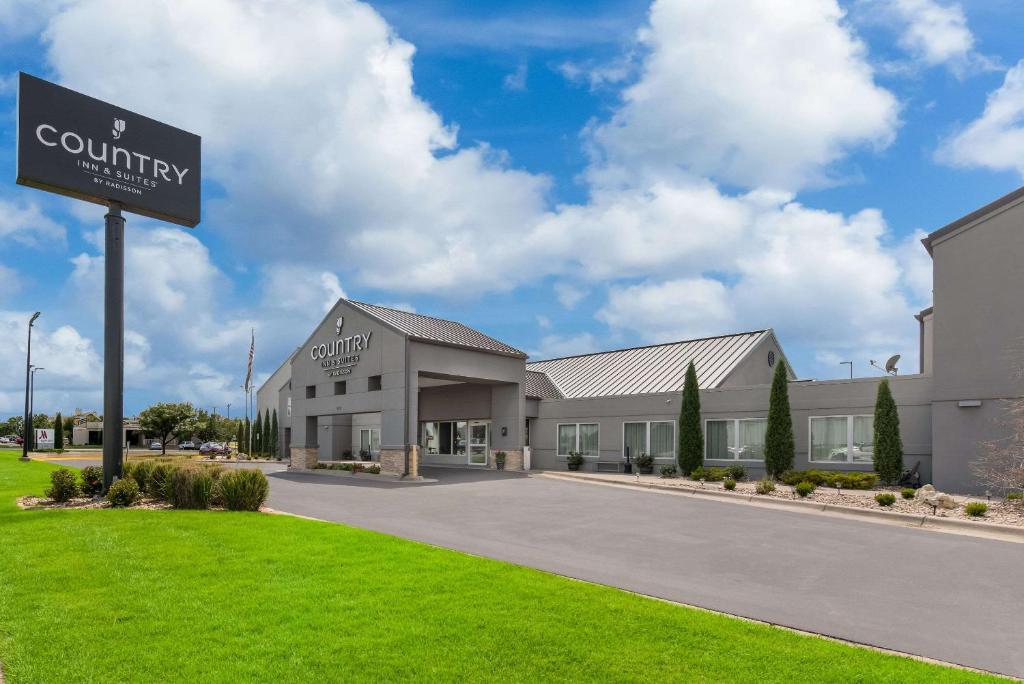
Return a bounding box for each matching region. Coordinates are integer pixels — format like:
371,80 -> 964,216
244,329 -> 254,392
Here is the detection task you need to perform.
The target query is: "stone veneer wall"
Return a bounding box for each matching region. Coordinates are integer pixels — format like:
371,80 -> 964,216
489,449 -> 525,472
289,447 -> 319,470
379,446 -> 419,478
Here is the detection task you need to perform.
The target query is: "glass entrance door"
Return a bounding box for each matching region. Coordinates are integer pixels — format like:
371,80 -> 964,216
468,421 -> 488,466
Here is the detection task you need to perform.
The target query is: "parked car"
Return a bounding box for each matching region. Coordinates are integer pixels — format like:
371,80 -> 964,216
199,441 -> 214,454
200,442 -> 229,455
0,437 -> 9,444
148,440 -> 162,450
179,441 -> 196,450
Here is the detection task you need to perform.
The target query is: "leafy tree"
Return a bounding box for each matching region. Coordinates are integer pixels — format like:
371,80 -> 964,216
62,415 -> 74,442
677,361 -> 703,475
270,409 -> 279,459
873,379 -> 904,484
53,412 -> 64,451
32,414 -> 53,429
764,360 -> 795,477
193,409 -> 216,443
139,402 -> 195,455
2,416 -> 24,438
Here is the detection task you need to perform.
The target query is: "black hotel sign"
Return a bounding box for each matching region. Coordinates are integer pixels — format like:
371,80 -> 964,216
16,72 -> 201,227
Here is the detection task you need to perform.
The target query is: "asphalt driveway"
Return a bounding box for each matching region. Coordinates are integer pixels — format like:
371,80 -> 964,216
264,466 -> 1024,678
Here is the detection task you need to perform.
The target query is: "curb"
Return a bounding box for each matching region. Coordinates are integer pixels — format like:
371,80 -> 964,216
541,472 -> 1024,544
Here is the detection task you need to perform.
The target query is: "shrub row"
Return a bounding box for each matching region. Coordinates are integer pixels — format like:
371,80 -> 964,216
779,470 -> 878,490
44,461 -> 269,512
314,462 -> 381,474
690,465 -> 746,482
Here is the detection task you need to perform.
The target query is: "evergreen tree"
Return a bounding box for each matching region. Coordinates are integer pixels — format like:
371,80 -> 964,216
252,416 -> 262,456
53,412 -> 64,451
873,379 -> 904,484
270,409 -> 279,459
243,417 -> 251,456
677,361 -> 703,475
235,419 -> 244,454
764,359 -> 795,477
262,410 -> 271,457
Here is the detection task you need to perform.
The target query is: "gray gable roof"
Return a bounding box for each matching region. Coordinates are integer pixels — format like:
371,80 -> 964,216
526,330 -> 773,399
347,300 -> 527,358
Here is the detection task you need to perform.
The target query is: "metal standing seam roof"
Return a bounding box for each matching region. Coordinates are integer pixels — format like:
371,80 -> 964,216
346,300 -> 527,358
525,330 -> 771,399
524,370 -> 564,399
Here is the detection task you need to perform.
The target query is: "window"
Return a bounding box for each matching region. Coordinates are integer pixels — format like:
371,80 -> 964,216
810,416 -> 874,463
368,375 -> 382,392
524,419 -> 531,447
305,385 -> 316,399
623,421 -> 675,459
557,423 -> 599,457
286,396 -> 292,418
358,428 -> 380,456
334,381 -> 346,395
705,419 -> 767,460
419,420 -> 467,455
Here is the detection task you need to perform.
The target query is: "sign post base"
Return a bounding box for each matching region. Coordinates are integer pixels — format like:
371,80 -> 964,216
102,203 -> 125,491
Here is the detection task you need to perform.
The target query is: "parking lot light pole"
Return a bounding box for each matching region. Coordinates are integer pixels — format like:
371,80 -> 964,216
21,312 -> 41,461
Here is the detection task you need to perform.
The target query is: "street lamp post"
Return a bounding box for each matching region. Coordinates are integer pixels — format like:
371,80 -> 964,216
29,367 -> 44,450
21,312 -> 41,461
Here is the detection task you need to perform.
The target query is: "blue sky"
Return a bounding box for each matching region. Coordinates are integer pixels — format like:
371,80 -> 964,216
2,0 -> 1024,417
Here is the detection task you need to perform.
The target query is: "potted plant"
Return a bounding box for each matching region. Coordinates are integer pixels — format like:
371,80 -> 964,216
495,451 -> 507,471
359,449 -> 371,462
635,452 -> 654,475
566,451 -> 584,471
342,449 -> 353,461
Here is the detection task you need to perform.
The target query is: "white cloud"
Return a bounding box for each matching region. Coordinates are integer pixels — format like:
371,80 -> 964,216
0,264 -> 21,302
260,264 -> 346,315
503,63 -> 528,92
0,198 -> 66,247
553,282 -> 587,309
882,0 -> 991,75
598,278 -> 735,342
528,332 -> 599,360
938,61 -> 1024,175
587,0 -> 899,192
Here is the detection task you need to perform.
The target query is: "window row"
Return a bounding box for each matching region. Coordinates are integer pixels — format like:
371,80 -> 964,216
304,375 -> 382,399
705,415 -> 874,463
556,421 -> 675,459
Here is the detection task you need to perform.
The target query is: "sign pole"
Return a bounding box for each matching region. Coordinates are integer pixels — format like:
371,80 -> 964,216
102,202 -> 125,490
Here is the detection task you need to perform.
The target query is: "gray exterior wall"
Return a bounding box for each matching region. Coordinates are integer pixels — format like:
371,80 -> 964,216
719,333 -> 791,387
531,375 -> 933,482
928,197 -> 1024,492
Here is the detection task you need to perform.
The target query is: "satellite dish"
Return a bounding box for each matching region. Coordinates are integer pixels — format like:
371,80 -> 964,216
884,354 -> 901,375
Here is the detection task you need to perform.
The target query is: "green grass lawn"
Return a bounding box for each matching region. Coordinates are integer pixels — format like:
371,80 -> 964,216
0,456 -> 996,683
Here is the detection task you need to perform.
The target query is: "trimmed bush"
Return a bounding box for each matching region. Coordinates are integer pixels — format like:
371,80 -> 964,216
218,469 -> 269,511
107,478 -> 140,507
755,478 -> 775,495
965,502 -> 988,517
875,492 -> 896,507
690,466 -> 729,482
167,466 -> 214,509
795,481 -> 815,498
901,487 -> 916,500
46,468 -> 80,502
1006,492 -> 1023,502
724,464 -> 747,481
80,465 -> 104,496
659,465 -> 677,478
365,464 -> 381,474
779,470 -> 878,490
723,478 -> 736,491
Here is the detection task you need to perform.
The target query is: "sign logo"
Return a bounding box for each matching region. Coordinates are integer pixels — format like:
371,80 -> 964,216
335,316 -> 344,336
17,73 -> 201,228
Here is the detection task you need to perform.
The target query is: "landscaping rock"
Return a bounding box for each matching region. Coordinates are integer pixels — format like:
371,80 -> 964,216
914,484 -> 936,501
923,492 -> 958,510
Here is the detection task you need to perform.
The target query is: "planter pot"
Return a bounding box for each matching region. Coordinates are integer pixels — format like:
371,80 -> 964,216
568,463 -> 581,471
639,465 -> 654,475
496,461 -> 505,471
